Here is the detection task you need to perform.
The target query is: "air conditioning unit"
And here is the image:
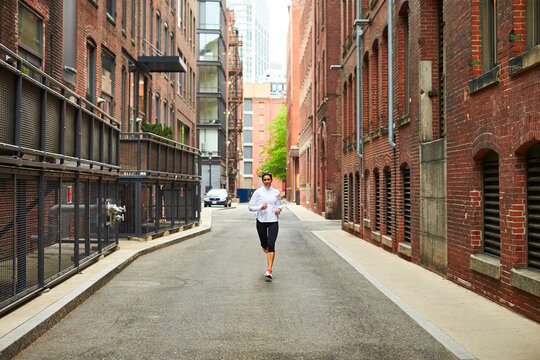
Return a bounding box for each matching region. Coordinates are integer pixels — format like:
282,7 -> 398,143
201,143 -> 207,152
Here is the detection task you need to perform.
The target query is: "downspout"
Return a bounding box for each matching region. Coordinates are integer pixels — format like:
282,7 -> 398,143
388,0 -> 396,148
355,3 -> 370,178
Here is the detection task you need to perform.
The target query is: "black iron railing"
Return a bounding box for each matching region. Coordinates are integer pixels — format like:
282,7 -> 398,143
0,44 -> 121,173
0,43 -> 121,315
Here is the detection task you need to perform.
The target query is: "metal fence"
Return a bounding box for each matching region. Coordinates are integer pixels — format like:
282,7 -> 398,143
0,43 -> 121,315
119,133 -> 201,237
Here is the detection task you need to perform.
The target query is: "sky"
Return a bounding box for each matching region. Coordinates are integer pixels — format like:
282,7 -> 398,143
268,0 -> 290,71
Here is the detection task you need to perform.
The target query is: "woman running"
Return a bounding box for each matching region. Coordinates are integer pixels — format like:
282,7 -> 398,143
248,172 -> 283,279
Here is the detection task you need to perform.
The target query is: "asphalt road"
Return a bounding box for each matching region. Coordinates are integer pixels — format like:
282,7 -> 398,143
16,205 -> 456,359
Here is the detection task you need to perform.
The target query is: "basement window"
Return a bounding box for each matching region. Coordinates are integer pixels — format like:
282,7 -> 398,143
482,150 -> 500,257
403,165 -> 411,243
374,170 -> 380,231
527,143 -> 540,270
343,175 -> 349,223
385,168 -> 392,236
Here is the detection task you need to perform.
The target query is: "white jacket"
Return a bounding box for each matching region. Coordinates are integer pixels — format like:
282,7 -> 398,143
248,186 -> 283,223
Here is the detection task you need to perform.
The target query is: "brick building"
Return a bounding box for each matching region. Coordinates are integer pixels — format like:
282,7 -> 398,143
240,83 -> 286,192
293,0 -> 342,218
288,0 -> 539,320
286,0 -> 301,203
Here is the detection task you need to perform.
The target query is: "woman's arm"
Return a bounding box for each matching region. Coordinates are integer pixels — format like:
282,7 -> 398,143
248,190 -> 262,212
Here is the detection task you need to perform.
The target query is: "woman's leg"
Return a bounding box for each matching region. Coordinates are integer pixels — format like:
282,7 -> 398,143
266,222 -> 279,270
256,220 -> 268,249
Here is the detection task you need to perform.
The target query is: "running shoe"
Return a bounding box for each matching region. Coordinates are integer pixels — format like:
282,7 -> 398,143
263,247 -> 269,254
265,269 -> 272,279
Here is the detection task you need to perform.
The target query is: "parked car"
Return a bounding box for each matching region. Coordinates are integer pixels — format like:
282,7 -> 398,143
204,189 -> 232,207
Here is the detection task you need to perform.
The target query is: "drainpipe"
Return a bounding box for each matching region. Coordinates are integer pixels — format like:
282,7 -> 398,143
388,0 -> 396,148
355,4 -> 370,178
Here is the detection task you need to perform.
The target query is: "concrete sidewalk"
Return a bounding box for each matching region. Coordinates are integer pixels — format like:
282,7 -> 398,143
0,207 -> 217,359
285,203 -> 540,360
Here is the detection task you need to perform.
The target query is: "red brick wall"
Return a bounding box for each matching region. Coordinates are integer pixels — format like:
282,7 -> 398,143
445,0 -> 540,321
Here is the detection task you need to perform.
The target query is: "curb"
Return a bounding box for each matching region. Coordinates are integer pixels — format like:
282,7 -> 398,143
0,225 -> 211,360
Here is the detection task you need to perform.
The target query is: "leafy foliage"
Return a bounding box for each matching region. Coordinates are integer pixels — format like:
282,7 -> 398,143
141,120 -> 174,140
258,105 -> 287,181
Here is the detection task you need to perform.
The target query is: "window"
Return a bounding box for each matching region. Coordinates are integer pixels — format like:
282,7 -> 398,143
122,0 -> 126,31
244,146 -> 252,159
101,53 -> 115,115
199,33 -> 220,61
343,175 -> 349,222
355,172 -> 360,224
403,165 -> 411,243
177,0 -> 182,28
131,0 -> 135,41
244,114 -> 252,127
107,0 -> 116,20
86,41 -> 96,102
121,67 -> 127,131
258,131 -> 264,141
164,24 -> 169,56
18,2 -> 43,77
526,0 -> 540,49
244,162 -> 252,175
244,177 -> 252,188
374,170 -> 380,231
244,99 -> 252,111
259,115 -> 265,125
259,102 -> 264,109
482,151 -> 500,257
480,0 -> 496,72
199,98 -> 219,124
403,7 -> 410,113
142,0 -> 146,53
244,130 -> 252,143
62,0 -> 77,84
156,12 -> 162,52
155,94 -> 161,123
199,1 -> 220,29
349,173 -> 353,223
164,101 -> 168,127
200,66 -> 219,92
384,169 -> 392,236
527,143 -> 540,269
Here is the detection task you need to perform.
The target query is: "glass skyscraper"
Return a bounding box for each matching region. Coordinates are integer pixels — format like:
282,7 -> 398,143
226,0 -> 269,84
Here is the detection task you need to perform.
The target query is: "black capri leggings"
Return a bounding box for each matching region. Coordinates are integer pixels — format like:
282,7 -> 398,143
256,220 -> 279,252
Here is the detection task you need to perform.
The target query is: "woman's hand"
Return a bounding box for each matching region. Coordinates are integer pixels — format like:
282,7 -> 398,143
261,203 -> 268,210
275,208 -> 281,215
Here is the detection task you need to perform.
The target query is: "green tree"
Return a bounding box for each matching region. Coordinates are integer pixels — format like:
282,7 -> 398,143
258,105 -> 287,181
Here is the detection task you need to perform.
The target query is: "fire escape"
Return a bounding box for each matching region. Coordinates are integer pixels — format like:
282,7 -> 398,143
227,16 -> 243,195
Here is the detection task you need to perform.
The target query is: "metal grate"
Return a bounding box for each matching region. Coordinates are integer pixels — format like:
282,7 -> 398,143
0,176 -> 14,304
45,97 -> 60,154
20,82 -> 41,150
527,144 -> 540,269
355,172 -> 361,224
43,178 -> 60,281
483,152 -> 500,257
343,175 -> 349,222
385,169 -> 392,236
403,166 -> 411,242
0,70 -> 15,144
375,171 -> 380,231
349,174 -> 353,223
